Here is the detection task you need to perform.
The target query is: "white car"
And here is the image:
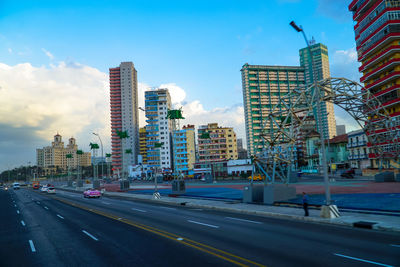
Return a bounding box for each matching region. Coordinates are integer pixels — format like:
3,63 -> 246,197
40,186 -> 48,192
47,187 -> 56,194
13,183 -> 20,190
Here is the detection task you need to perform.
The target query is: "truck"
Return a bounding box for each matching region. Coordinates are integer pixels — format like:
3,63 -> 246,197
32,180 -> 40,189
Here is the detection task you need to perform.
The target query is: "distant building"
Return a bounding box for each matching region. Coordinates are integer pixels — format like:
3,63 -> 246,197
197,123 -> 238,163
173,125 -> 196,174
109,62 -> 139,173
299,42 -> 337,139
236,138 -> 248,159
336,124 -> 346,136
326,134 -> 349,166
347,129 -> 370,169
241,64 -> 305,156
36,134 -> 91,172
145,88 -> 172,171
227,159 -> 252,177
139,127 -> 147,164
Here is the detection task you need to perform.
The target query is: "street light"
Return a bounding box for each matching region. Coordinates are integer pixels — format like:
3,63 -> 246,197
93,132 -> 104,179
290,21 -> 333,211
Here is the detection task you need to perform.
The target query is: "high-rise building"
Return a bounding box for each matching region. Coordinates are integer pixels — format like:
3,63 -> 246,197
109,62 -> 139,173
299,42 -> 337,139
173,124 -> 196,174
236,138 -> 248,159
197,123 -> 238,163
36,134 -> 91,171
336,124 -> 346,136
139,127 -> 147,164
349,0 -> 400,168
241,64 -> 305,156
145,88 -> 172,171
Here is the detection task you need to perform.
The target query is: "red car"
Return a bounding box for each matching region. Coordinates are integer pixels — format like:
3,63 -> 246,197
83,189 -> 101,198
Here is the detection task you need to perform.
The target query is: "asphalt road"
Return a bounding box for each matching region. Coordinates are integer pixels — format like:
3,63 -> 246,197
1,187 -> 399,267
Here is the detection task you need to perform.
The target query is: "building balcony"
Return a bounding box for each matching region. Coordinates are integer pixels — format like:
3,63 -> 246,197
359,31 -> 400,61
360,45 -> 400,72
365,71 -> 400,91
361,58 -> 400,83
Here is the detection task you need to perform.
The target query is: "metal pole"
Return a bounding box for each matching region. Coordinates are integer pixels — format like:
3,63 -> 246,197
93,133 -> 104,179
291,21 -> 331,205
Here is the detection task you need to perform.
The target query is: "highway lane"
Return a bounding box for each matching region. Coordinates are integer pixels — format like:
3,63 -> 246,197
51,189 -> 400,267
3,188 -> 400,266
1,189 -> 233,267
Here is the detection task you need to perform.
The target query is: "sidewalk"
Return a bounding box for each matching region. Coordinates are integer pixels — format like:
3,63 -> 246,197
57,186 -> 400,232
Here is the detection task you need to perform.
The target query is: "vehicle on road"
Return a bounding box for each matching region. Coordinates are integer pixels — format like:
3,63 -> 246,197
248,174 -> 265,181
47,187 -> 56,194
32,181 -> 40,189
13,183 -> 20,190
341,169 -> 355,179
40,186 -> 48,192
83,188 -> 101,198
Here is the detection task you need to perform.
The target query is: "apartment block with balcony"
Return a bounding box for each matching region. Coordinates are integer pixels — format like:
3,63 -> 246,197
173,125 -> 196,174
349,0 -> 400,168
347,129 -> 370,169
241,64 -> 305,156
139,127 -> 147,164
197,123 -> 238,164
109,62 -> 139,173
145,88 -> 172,171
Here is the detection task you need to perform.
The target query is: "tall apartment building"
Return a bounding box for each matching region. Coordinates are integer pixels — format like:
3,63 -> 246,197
109,62 -> 139,173
299,43 -> 337,139
173,125 -> 196,174
36,134 -> 91,171
139,127 -> 147,164
349,0 -> 400,168
241,64 -> 305,156
145,88 -> 172,171
197,123 -> 238,163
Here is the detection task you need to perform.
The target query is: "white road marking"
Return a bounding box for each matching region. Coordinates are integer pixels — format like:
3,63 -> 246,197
118,218 -> 122,220
14,204 -> 16,207
131,208 -> 147,212
177,237 -> 183,241
191,209 -> 203,211
390,244 -> 400,248
57,214 -> 64,219
44,206 -> 49,210
187,220 -> 219,228
159,206 -> 176,210
101,201 -> 111,205
29,240 -> 36,252
82,230 -> 98,241
225,217 -> 262,224
36,201 -> 40,204
21,220 -> 25,226
16,210 -> 20,214
334,253 -> 393,267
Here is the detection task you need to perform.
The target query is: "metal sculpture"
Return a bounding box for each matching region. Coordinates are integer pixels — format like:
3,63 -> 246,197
257,77 -> 399,184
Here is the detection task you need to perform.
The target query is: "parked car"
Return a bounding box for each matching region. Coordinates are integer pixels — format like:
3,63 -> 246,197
341,169 -> 355,179
47,187 -> 56,194
247,174 -> 265,181
83,189 -> 101,198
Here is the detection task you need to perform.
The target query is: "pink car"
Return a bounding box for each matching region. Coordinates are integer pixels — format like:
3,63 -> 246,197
83,189 -> 101,198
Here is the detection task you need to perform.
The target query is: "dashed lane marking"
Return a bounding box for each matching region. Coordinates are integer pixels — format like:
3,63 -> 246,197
16,210 -> 20,214
82,230 -> 98,241
187,220 -> 219,229
334,253 -> 393,267
57,214 -> 64,219
29,240 -> 36,252
225,217 -> 262,224
21,220 -> 25,226
131,208 -> 147,212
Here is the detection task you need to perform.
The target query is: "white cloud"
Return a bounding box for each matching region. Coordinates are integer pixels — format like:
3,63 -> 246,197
0,61 -> 110,152
333,47 -> 357,64
42,48 -> 54,60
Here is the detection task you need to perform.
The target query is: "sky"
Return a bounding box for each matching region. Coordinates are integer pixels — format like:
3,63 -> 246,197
0,0 -> 360,172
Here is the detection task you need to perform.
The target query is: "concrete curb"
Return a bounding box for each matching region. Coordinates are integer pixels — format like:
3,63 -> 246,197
55,187 -> 400,233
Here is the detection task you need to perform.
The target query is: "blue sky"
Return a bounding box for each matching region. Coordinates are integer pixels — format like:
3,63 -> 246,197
0,0 -> 360,172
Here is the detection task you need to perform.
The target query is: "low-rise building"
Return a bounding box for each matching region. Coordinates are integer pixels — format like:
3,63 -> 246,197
347,129 -> 370,169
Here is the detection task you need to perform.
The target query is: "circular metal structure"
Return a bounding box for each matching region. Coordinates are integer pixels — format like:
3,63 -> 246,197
257,77 -> 400,184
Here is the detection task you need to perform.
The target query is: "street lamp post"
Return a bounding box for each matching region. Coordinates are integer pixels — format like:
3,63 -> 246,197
93,133 -> 104,178
290,21 -> 337,218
